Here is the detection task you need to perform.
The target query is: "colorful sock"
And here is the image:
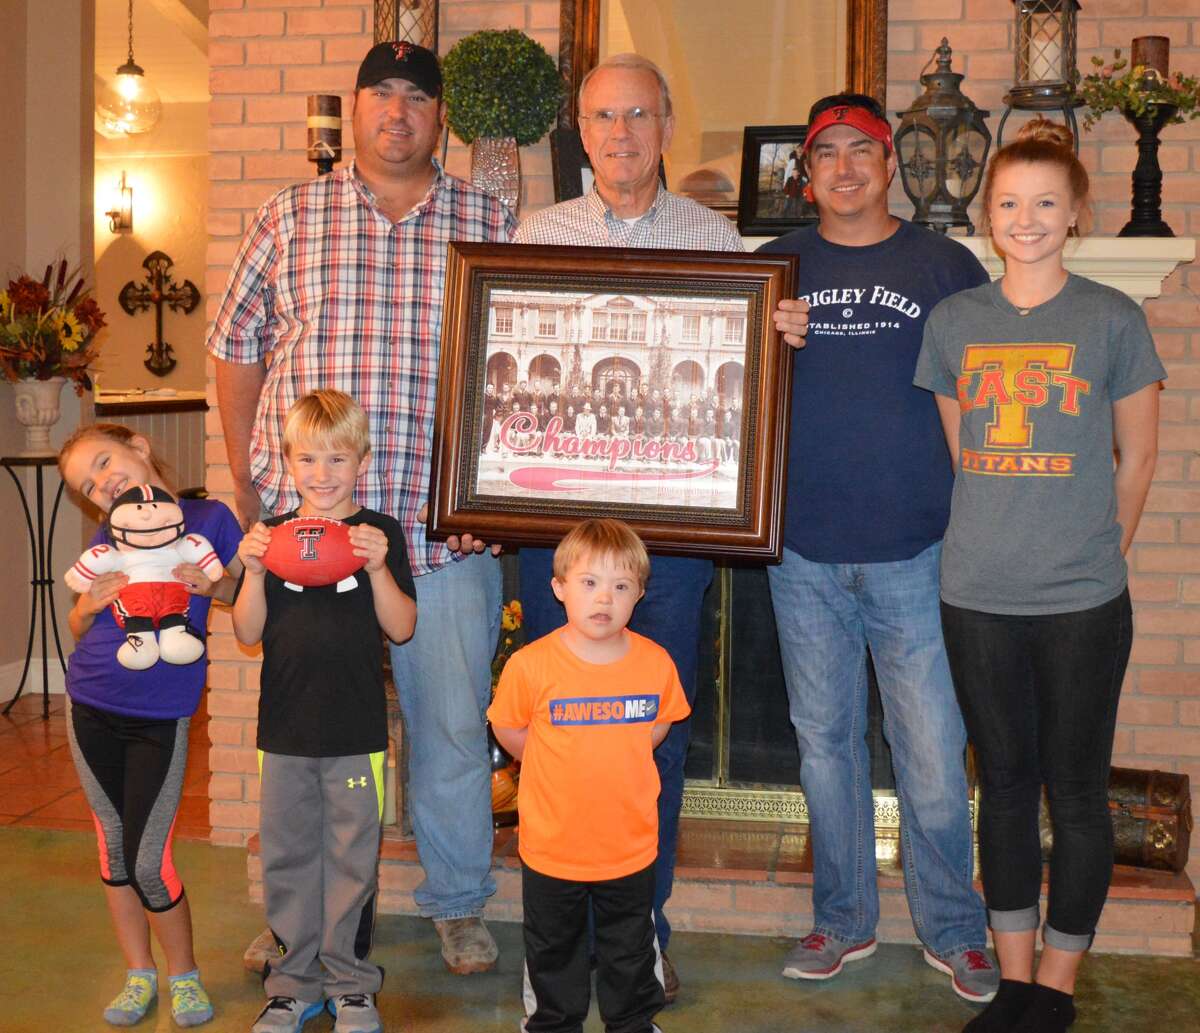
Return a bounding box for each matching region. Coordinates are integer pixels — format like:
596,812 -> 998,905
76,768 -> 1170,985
103,968 -> 158,1026
1017,983 -> 1077,1033
962,979 -> 1036,1033
168,969 -> 214,1027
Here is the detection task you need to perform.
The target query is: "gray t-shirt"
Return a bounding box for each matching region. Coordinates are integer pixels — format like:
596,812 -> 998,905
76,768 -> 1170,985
915,274 -> 1166,615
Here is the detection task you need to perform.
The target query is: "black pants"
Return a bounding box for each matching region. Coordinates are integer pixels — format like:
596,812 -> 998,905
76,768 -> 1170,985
522,862 -> 664,1033
940,589 -> 1131,949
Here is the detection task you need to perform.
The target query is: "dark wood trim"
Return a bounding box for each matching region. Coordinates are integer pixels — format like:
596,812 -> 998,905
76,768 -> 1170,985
94,398 -> 209,417
558,0 -> 887,129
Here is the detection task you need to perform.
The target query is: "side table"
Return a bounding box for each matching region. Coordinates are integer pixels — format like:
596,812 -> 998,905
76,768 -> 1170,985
2,456 -> 69,719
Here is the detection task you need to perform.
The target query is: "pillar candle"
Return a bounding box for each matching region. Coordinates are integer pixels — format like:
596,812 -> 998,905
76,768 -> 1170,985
1131,36 -> 1170,77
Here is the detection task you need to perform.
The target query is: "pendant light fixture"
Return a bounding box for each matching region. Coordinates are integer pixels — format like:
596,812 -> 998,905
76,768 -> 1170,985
96,0 -> 161,136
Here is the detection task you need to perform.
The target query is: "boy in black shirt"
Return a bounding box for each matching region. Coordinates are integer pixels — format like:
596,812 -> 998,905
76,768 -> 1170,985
234,390 -> 417,1033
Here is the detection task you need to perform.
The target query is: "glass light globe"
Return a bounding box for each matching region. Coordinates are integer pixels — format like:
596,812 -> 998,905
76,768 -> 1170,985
96,60 -> 161,135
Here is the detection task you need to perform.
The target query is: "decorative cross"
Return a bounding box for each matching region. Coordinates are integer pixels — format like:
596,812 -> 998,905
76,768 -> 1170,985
118,250 -> 200,377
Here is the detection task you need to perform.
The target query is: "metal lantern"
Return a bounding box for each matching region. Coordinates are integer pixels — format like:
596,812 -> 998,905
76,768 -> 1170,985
895,40 -> 992,235
374,0 -> 438,52
998,0 -> 1083,148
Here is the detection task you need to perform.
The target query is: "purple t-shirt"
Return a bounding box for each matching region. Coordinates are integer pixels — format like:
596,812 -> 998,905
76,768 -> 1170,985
65,498 -> 242,720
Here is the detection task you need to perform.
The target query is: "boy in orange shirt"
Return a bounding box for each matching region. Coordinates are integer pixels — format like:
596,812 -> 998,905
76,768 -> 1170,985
489,519 -> 689,1033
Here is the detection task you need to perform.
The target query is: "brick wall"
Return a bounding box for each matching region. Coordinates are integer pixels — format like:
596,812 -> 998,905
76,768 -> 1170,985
888,0 -> 1200,886
203,0 -> 559,845
205,0 -> 1200,888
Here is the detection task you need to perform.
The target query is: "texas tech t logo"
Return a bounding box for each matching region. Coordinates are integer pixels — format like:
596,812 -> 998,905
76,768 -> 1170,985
955,344 -> 1091,476
293,524 -> 326,560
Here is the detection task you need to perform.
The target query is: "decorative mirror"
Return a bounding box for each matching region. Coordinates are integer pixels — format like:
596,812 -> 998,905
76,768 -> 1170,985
558,0 -> 887,205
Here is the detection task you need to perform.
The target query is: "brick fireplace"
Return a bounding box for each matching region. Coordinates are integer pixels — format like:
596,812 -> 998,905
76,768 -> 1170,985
202,0 -> 1200,951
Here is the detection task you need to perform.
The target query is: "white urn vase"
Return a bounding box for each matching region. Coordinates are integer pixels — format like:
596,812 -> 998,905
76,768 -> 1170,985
13,377 -> 67,455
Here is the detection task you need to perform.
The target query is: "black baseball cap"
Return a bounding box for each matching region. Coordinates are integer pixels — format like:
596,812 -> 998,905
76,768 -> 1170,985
355,41 -> 442,97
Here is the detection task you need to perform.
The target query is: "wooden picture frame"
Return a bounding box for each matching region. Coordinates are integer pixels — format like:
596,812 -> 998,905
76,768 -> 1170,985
736,125 -> 819,238
429,243 -> 798,561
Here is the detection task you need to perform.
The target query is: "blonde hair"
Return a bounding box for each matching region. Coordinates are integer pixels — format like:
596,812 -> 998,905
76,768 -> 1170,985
58,422 -> 173,487
980,116 -> 1092,239
283,389 -> 371,458
553,518 -> 651,588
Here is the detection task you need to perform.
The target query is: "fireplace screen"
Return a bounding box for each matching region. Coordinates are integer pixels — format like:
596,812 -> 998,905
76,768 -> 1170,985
684,566 -> 920,828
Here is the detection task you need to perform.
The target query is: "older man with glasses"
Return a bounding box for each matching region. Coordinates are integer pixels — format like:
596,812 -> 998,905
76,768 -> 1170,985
512,52 -> 809,1007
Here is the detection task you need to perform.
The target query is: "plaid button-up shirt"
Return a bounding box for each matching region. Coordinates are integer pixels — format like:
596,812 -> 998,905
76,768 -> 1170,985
207,161 -> 517,576
513,185 -> 744,251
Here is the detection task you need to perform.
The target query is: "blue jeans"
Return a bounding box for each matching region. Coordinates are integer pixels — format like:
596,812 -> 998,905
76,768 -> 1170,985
519,547 -> 713,950
767,543 -> 986,956
388,555 -> 502,919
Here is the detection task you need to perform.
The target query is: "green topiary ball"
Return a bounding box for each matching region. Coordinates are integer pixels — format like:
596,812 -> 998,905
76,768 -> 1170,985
442,29 -> 563,147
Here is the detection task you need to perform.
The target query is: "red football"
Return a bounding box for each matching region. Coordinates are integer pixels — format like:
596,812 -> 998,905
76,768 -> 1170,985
261,516 -> 366,588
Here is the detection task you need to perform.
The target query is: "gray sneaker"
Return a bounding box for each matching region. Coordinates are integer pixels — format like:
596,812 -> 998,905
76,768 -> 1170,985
923,947 -> 1000,1003
434,915 -> 499,974
251,997 -> 325,1033
327,993 -> 383,1033
781,932 -> 877,980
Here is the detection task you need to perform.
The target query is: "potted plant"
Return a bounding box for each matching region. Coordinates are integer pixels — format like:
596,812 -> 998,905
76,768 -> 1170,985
0,260 -> 106,454
1079,50 -> 1200,236
442,28 -> 563,211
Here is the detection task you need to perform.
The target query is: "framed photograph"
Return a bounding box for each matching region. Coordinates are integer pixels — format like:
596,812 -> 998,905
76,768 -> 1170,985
736,125 -> 819,237
429,242 -> 798,561
550,126 -> 666,203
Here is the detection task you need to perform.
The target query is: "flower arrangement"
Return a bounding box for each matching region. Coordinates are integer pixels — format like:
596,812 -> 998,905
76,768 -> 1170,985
1079,50 -> 1200,130
491,599 -> 524,690
0,260 -> 106,394
442,29 -> 563,146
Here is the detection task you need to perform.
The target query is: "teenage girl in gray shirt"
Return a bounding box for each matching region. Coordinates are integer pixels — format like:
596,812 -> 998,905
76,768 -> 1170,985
915,118 -> 1165,1033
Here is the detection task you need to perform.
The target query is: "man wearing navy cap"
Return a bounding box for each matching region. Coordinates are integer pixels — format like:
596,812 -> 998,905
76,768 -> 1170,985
210,43 -> 515,1029
757,93 -> 998,1005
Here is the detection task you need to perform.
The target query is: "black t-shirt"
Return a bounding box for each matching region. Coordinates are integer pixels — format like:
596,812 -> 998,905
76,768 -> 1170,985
252,507 -> 415,757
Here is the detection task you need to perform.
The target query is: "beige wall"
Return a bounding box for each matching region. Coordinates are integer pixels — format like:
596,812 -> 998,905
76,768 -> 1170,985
94,145 -> 210,391
0,0 -> 92,692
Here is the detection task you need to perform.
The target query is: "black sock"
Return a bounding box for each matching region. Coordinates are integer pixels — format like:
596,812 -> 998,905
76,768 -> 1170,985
1016,983 -> 1076,1033
962,979 -> 1036,1033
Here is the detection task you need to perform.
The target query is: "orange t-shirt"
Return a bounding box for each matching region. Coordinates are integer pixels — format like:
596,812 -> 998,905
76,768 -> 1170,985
487,628 -> 690,882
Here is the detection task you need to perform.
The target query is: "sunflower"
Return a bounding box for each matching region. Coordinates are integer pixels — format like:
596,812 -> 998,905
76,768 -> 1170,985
57,312 -> 86,352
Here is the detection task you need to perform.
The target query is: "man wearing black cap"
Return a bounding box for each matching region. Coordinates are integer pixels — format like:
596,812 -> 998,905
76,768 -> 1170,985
757,93 -> 998,1004
208,43 -> 516,1028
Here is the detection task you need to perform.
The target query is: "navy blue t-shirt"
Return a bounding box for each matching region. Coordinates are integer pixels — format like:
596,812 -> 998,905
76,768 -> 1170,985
758,221 -> 988,563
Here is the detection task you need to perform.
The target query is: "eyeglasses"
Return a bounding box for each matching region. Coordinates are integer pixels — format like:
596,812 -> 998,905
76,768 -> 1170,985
578,107 -> 664,129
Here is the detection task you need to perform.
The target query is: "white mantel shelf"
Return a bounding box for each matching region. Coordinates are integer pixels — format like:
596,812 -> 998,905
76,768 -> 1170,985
959,236 -> 1196,307
743,235 -> 1196,308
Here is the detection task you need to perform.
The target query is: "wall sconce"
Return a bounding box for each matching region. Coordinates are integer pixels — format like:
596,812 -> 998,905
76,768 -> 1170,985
105,172 -> 134,233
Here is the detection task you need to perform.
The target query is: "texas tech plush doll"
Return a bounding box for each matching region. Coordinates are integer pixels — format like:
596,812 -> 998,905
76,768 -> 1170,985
65,484 -> 224,670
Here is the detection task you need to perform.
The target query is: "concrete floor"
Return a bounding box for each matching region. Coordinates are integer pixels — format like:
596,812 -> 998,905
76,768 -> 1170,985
4,826 -> 1199,1033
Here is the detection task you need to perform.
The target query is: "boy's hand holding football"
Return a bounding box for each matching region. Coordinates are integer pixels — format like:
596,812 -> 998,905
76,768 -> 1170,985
237,521 -> 272,575
349,523 -> 389,574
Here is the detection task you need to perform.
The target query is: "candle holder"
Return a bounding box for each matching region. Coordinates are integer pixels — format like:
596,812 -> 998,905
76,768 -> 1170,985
1119,102 -> 1177,238
1079,45 -> 1200,238
997,0 -> 1083,150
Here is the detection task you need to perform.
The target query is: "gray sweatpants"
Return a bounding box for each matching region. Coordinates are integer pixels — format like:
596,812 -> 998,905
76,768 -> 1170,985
259,751 -> 385,1001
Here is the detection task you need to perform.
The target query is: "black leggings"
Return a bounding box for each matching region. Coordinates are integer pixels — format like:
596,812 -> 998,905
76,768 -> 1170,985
940,589 -> 1131,951
67,700 -> 190,912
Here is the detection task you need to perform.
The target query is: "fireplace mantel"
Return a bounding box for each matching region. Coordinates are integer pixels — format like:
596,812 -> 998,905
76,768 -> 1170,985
743,235 -> 1196,308
959,236 -> 1196,306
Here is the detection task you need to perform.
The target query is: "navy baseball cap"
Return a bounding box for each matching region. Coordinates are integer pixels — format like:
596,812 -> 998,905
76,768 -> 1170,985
355,41 -> 442,97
